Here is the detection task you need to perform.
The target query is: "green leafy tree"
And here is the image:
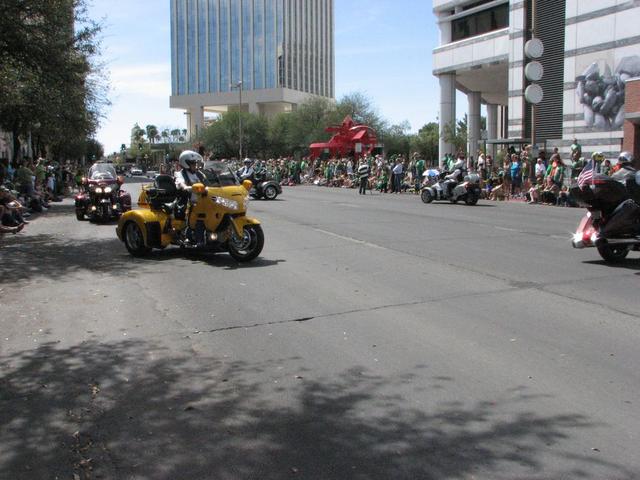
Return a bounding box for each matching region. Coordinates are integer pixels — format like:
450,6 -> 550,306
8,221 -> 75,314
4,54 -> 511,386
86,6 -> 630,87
383,121 -> 413,157
333,92 -> 387,134
443,115 -> 468,155
411,122 -> 439,164
0,0 -> 108,162
85,138 -> 104,161
200,111 -> 268,158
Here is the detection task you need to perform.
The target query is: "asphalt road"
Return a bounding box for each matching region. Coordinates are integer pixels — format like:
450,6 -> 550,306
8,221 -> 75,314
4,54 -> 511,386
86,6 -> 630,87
1,179 -> 639,480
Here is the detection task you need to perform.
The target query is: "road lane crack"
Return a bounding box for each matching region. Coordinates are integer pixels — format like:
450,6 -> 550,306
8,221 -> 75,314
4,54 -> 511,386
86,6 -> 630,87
192,288 -> 509,336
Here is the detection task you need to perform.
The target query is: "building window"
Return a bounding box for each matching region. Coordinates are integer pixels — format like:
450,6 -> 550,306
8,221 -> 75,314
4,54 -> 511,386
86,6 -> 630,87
242,0 -> 252,89
230,0 -> 241,85
220,0 -> 230,92
176,0 -> 187,95
208,0 -> 219,93
187,0 -> 198,94
254,0 -> 265,90
198,0 -> 208,93
451,3 -> 508,42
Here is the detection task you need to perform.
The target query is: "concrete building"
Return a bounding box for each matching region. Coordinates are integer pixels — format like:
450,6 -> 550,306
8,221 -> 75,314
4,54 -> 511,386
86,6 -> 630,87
170,0 -> 335,138
433,0 -> 640,163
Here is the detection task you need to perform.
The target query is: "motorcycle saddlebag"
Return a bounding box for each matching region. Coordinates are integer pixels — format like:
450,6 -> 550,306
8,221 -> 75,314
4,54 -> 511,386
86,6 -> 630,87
600,199 -> 640,237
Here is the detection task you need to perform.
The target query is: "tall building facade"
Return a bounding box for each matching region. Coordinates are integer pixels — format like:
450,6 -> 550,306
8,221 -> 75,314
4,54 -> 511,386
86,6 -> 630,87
170,0 -> 335,137
433,0 -> 640,162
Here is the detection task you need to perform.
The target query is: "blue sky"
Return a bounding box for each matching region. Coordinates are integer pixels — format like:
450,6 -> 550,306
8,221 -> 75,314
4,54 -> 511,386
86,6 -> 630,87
89,1 -> 449,154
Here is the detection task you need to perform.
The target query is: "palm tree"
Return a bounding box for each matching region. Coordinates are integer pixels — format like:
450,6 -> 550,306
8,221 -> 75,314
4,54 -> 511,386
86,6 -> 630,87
170,129 -> 181,143
132,123 -> 144,142
146,125 -> 158,144
161,129 -> 169,143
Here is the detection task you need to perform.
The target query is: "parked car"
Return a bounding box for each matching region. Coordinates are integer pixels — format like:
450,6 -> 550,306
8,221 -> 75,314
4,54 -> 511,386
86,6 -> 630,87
130,167 -> 143,176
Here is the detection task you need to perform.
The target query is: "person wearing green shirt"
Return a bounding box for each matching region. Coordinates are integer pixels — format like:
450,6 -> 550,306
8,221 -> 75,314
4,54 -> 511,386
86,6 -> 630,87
571,155 -> 585,180
16,163 -> 33,186
570,138 -> 582,160
34,160 -> 46,186
415,157 -> 426,179
378,171 -> 388,193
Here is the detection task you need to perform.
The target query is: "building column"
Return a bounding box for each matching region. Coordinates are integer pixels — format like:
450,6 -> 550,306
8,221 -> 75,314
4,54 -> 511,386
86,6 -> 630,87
467,91 -> 481,160
486,103 -> 498,159
188,106 -> 205,139
439,20 -> 452,44
438,73 -> 456,167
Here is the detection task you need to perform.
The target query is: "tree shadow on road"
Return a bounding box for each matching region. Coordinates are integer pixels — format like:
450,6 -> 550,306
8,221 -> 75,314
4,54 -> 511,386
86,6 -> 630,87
0,234 -> 139,285
0,339 -> 635,480
1,234 -> 284,285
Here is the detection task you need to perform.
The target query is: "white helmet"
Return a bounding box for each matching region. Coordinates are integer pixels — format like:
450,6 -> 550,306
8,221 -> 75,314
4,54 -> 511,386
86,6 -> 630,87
179,150 -> 202,169
618,151 -> 635,167
243,158 -> 252,165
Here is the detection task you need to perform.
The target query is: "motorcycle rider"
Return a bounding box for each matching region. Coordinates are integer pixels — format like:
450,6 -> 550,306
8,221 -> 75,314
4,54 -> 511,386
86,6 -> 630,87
238,158 -> 254,182
175,150 -> 206,221
611,151 -> 636,179
444,157 -> 465,198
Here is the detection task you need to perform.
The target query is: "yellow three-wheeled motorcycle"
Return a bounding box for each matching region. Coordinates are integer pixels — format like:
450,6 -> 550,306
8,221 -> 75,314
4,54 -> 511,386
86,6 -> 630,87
116,161 -> 264,262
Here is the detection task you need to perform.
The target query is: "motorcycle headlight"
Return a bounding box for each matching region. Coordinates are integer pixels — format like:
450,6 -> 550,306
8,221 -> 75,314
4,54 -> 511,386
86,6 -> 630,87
214,197 -> 239,210
95,187 -> 103,194
104,187 -> 112,194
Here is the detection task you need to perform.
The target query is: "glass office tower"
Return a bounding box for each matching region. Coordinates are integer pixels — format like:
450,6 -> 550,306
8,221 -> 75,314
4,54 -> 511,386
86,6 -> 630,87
170,0 -> 335,135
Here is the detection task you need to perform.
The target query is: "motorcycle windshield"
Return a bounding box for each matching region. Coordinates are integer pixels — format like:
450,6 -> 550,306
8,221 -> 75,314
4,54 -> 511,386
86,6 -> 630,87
203,161 -> 240,187
89,164 -> 117,180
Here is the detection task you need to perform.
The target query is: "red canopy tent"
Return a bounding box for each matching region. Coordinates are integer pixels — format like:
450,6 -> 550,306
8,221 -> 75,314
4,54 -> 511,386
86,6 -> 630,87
309,116 -> 378,160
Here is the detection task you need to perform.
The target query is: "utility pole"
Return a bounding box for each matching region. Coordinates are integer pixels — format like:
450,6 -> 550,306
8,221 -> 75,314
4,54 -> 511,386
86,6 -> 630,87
231,81 -> 243,159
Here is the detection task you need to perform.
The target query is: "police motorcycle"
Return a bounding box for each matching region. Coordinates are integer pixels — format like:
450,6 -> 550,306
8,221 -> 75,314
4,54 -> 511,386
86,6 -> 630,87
238,159 -> 282,200
571,151 -> 640,263
75,163 -> 131,222
421,160 -> 481,206
116,152 -> 264,262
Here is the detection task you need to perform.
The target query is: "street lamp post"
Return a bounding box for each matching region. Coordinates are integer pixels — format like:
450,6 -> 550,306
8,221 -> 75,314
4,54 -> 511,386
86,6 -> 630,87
231,81 -> 243,159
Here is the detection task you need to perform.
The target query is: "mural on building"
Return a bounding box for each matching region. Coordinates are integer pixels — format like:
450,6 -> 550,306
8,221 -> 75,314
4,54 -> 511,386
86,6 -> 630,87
576,56 -> 640,131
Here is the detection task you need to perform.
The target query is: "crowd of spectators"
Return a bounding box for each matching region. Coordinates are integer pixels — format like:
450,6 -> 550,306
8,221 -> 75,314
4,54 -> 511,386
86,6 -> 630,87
203,137 -> 619,208
207,154 -> 431,195
467,139 -> 625,207
0,157 -> 80,235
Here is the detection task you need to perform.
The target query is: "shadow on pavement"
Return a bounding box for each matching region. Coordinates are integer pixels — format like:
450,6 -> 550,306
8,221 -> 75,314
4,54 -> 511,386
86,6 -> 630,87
582,258 -> 640,271
1,234 -> 282,285
0,339 -> 635,480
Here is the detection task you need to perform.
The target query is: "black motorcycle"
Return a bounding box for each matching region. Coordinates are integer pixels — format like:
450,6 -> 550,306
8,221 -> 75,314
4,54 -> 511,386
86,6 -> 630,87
240,170 -> 282,200
571,167 -> 640,263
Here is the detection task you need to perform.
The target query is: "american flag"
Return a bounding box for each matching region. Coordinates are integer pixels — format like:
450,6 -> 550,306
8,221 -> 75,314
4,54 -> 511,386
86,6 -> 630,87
577,159 -> 597,188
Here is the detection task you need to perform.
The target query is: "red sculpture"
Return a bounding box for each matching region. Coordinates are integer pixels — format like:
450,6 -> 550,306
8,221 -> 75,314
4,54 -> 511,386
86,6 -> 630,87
309,116 -> 378,160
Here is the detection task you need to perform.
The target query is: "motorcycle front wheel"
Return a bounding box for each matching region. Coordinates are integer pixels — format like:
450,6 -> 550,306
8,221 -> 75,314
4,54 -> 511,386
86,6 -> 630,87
421,190 -> 433,204
597,244 -> 630,263
228,225 -> 264,262
76,209 -> 85,221
464,193 -> 479,206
